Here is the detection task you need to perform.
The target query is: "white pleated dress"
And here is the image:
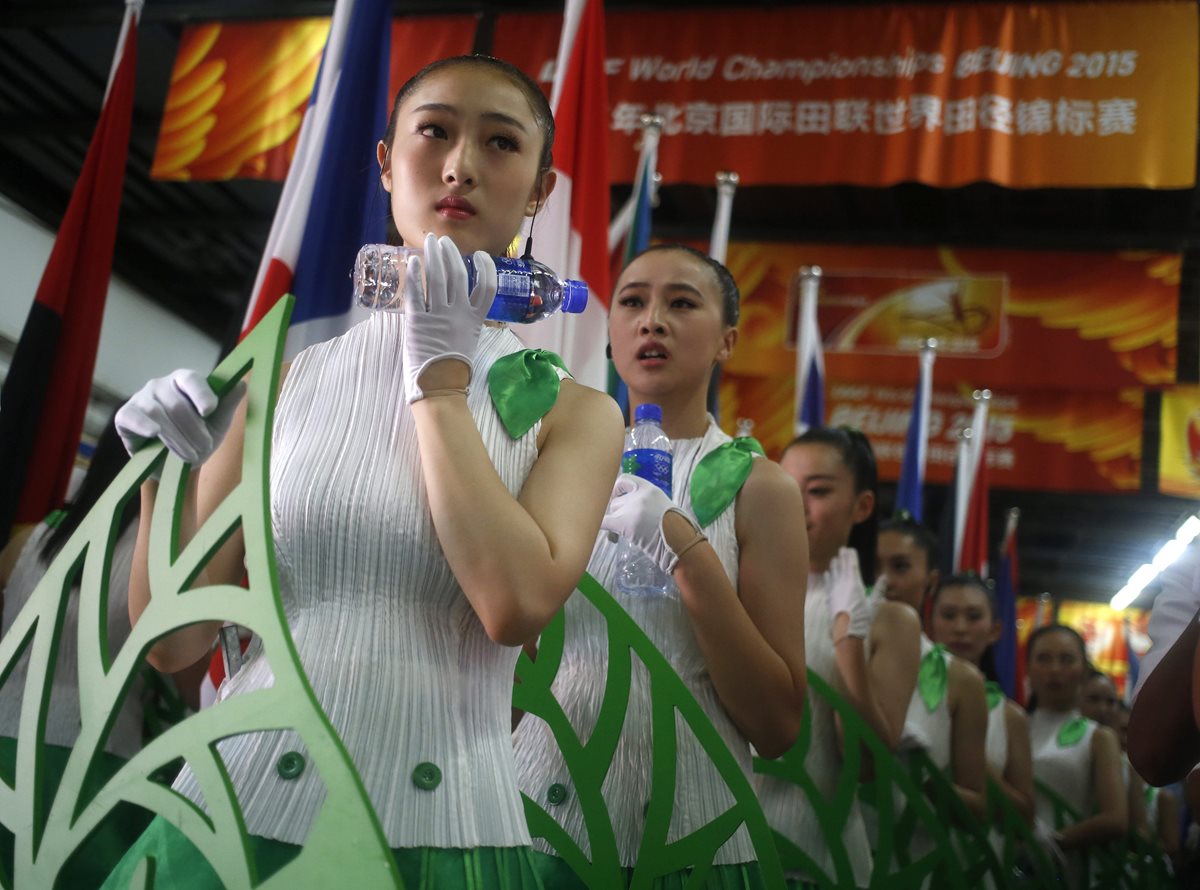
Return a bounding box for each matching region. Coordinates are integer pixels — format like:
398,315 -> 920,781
984,691 -> 1008,776
753,571 -> 873,886
1030,708 -> 1098,889
511,420 -> 758,866
0,522 -> 142,756
171,316 -> 546,850
862,633 -> 953,881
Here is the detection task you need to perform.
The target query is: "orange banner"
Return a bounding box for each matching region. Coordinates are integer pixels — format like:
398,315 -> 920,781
494,2 -> 1197,189
715,241 -> 1172,492
152,17 -> 477,181
1159,387 -> 1200,498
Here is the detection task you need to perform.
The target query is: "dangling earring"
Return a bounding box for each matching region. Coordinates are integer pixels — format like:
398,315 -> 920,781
522,182 -> 545,261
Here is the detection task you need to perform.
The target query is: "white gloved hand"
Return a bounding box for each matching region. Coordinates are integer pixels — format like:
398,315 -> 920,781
401,232 -> 497,403
828,547 -> 872,640
115,369 -> 246,466
601,474 -> 703,576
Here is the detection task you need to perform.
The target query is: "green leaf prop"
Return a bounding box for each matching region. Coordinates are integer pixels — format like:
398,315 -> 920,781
0,297 -> 401,889
1055,717 -> 1088,749
916,645 -> 948,713
513,573 -> 786,888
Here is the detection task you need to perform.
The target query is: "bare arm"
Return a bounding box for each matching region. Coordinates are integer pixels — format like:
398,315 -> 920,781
668,458 -> 807,759
994,701 -> 1036,825
1056,726 -> 1128,849
947,657 -> 988,820
412,379 -> 623,646
846,601 -> 921,751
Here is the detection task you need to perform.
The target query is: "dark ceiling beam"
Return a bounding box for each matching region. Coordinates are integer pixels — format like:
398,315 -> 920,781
0,1 -> 486,29
0,114 -> 161,142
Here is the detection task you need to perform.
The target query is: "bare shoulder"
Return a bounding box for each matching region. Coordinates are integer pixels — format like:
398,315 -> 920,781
873,599 -> 922,635
1004,699 -> 1029,732
541,379 -> 624,450
949,654 -> 986,687
740,456 -> 802,505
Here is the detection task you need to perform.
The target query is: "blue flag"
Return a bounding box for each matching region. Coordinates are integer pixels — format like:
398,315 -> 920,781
896,345 -> 935,521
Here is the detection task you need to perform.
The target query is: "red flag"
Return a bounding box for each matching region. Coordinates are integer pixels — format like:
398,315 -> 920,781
0,4 -> 139,543
959,438 -> 990,577
516,0 -> 612,391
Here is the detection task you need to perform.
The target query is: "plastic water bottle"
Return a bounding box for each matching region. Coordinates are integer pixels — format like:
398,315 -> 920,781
352,244 -> 588,324
616,404 -> 673,597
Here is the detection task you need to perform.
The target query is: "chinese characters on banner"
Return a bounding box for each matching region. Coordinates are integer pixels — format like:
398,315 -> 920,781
494,2 -> 1197,188
713,242 -> 1177,494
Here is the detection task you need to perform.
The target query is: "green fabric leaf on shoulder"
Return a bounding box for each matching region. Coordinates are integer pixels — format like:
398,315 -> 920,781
917,643 -> 949,712
1057,716 -> 1090,748
690,436 -> 765,527
44,509 -> 69,529
487,349 -> 571,439
985,681 -> 1005,711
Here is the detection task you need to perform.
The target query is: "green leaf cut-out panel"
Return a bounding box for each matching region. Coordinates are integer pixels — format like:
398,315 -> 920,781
514,573 -> 786,888
0,297 -> 401,890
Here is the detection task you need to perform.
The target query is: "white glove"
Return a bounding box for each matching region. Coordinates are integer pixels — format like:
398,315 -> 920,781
115,369 -> 245,466
401,232 -> 497,402
601,474 -> 703,576
828,547 -> 872,640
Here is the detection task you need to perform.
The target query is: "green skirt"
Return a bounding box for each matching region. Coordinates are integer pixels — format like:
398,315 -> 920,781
528,850 -> 768,889
102,816 -> 549,889
0,736 -> 153,890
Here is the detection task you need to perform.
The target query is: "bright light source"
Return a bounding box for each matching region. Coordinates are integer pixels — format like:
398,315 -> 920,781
1110,513 -> 1200,610
1176,516 -> 1200,545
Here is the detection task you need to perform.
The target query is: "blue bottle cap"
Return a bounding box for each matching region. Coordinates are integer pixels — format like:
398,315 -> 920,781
635,403 -> 663,424
562,279 -> 588,314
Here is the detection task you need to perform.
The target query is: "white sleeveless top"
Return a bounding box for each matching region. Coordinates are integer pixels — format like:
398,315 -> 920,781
899,635 -> 953,768
172,317 -> 547,849
984,690 -> 1009,776
753,571 -> 873,885
0,522 -> 142,757
511,420 -> 757,865
1030,708 -> 1097,826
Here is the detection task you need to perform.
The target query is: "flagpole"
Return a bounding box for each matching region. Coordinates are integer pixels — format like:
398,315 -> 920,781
609,114 -> 663,253
707,171 -> 739,418
952,426 -> 972,570
954,389 -> 990,570
105,0 -> 143,103
709,171 -> 739,265
793,265 -> 824,435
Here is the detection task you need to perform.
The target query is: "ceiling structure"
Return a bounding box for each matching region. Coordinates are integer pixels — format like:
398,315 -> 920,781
1,0 -> 1197,607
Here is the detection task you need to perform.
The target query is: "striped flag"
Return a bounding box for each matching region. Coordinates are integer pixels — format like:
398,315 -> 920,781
994,507 -> 1020,699
895,342 -> 936,522
0,0 -> 140,544
793,266 -> 825,434
240,0 -> 392,357
517,0 -> 611,392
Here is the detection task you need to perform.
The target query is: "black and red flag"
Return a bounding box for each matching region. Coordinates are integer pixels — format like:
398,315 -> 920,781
0,2 -> 139,544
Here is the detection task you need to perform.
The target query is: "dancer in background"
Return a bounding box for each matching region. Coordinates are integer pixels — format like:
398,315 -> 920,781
1026,624 -> 1127,888
756,427 -> 922,887
106,54 -> 623,887
928,574 -> 1034,825
512,244 -> 808,886
874,520 -> 988,820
